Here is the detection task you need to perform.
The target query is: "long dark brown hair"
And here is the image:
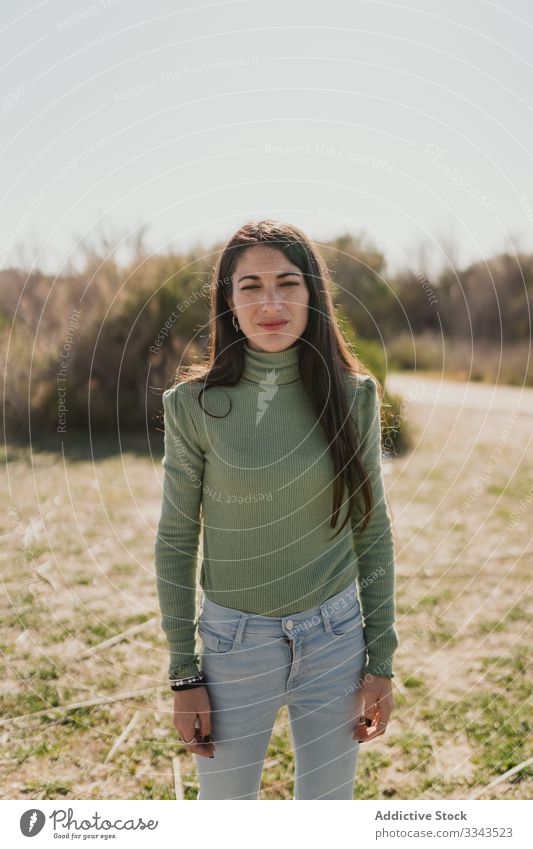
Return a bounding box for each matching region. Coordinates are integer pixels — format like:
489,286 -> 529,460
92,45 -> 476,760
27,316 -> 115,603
172,219 -> 383,539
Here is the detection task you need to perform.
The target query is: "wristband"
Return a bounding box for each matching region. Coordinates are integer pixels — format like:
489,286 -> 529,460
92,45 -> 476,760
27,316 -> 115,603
169,670 -> 207,692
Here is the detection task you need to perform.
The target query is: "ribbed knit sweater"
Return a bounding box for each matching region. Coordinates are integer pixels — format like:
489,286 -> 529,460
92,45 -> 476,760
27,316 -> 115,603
154,340 -> 399,680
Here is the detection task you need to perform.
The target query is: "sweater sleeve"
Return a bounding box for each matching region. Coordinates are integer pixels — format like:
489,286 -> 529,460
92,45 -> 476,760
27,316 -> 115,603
154,383 -> 204,680
351,377 -> 399,679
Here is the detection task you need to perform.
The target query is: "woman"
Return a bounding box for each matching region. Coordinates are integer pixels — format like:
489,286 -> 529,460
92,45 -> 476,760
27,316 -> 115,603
154,220 -> 399,800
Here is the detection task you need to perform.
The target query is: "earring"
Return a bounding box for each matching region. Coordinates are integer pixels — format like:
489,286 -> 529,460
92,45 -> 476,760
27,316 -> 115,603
232,314 -> 240,333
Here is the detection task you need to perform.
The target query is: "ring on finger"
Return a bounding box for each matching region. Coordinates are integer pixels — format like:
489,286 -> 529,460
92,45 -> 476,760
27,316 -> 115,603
179,735 -> 197,745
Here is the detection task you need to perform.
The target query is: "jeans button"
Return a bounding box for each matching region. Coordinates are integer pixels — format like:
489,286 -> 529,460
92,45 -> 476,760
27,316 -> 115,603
286,619 -> 294,629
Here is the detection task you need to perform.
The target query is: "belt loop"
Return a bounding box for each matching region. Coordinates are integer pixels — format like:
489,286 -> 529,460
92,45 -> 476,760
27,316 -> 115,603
319,601 -> 333,636
234,613 -> 249,645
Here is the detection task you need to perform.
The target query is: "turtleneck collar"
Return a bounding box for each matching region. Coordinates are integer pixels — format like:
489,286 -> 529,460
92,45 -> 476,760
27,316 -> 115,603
241,340 -> 302,384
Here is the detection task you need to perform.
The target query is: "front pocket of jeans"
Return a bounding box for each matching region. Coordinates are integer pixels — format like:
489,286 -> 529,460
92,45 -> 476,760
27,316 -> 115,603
197,622 -> 235,654
329,603 -> 362,636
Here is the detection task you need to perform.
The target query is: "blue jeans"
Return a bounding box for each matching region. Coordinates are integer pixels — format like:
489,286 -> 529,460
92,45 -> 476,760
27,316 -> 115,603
195,580 -> 367,800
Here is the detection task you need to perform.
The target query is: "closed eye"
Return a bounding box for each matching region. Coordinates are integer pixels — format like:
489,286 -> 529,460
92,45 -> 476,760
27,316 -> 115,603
241,281 -> 300,290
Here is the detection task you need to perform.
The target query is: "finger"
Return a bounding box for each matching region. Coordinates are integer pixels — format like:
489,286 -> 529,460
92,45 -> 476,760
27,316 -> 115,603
183,739 -> 216,758
352,724 -> 386,743
365,725 -> 386,741
353,713 -> 389,741
352,715 -> 373,742
368,707 -> 388,732
176,724 -> 216,757
372,698 -> 392,733
176,719 -> 197,743
197,708 -> 212,741
192,712 -> 215,751
376,701 -> 393,725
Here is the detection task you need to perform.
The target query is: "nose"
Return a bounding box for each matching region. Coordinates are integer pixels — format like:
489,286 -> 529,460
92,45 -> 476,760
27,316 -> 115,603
257,290 -> 286,312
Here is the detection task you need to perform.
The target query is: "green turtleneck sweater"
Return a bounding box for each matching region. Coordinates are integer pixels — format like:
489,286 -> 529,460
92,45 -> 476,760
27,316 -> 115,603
154,341 -> 399,680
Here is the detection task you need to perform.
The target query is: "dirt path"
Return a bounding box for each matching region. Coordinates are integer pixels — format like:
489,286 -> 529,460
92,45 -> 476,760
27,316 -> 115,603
387,372 -> 533,413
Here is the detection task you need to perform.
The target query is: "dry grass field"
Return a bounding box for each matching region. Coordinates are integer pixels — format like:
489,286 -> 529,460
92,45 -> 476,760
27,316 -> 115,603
1,373 -> 531,800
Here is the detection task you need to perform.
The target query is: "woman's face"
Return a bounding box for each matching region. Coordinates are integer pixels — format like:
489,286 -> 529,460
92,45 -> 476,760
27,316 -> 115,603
227,244 -> 310,352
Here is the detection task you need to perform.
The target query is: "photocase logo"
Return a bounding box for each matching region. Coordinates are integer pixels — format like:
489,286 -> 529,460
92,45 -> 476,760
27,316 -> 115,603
20,809 -> 46,836
256,369 -> 279,424
19,806 -> 159,838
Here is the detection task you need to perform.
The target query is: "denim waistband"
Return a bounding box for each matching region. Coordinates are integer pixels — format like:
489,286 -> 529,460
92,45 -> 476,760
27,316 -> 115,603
199,581 -> 360,637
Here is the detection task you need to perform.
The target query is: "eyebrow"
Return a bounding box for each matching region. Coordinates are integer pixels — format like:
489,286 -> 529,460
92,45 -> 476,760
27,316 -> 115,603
237,271 -> 303,283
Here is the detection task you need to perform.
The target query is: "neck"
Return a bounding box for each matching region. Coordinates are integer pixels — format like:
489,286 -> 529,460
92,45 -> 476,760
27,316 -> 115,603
241,340 -> 302,384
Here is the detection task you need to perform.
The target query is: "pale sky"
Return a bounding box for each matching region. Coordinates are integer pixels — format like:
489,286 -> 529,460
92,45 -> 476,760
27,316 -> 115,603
1,0 -> 533,278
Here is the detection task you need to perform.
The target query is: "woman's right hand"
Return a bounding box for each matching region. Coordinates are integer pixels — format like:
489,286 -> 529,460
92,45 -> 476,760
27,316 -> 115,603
173,687 -> 215,758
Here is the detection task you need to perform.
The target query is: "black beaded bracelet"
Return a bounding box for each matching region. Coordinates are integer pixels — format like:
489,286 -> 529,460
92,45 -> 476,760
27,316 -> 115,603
169,670 -> 207,692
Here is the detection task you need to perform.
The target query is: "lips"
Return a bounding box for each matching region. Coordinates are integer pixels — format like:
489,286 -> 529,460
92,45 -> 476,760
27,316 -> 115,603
258,320 -> 288,329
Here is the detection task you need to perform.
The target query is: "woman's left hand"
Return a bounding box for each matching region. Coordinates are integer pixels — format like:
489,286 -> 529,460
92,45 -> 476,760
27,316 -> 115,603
352,673 -> 394,743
